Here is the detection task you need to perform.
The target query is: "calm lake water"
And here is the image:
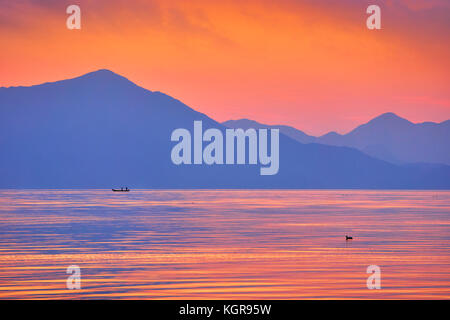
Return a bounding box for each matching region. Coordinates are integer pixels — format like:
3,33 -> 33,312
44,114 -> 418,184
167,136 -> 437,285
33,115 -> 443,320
0,190 -> 449,299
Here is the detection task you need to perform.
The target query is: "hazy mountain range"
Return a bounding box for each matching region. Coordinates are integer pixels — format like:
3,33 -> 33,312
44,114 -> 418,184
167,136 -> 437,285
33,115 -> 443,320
0,69 -> 449,189
224,114 -> 450,165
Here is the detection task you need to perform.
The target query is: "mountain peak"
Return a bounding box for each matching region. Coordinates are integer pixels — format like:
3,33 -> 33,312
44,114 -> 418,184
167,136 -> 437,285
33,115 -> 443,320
40,69 -> 143,93
379,112 -> 399,118
345,112 -> 413,138
0,69 -> 133,90
76,69 -> 133,83
370,112 -> 411,124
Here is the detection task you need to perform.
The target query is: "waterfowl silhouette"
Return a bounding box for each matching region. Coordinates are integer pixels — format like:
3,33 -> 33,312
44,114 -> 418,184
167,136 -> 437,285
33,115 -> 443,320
345,235 -> 353,240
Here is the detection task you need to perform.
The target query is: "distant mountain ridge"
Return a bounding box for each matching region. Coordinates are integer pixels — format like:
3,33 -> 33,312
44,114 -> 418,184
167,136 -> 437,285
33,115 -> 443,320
1,69 -> 449,189
222,119 -> 317,144
223,113 -> 450,165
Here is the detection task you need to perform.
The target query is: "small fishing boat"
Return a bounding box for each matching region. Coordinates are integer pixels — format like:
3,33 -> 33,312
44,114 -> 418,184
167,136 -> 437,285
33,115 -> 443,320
112,187 -> 130,192
345,235 -> 353,240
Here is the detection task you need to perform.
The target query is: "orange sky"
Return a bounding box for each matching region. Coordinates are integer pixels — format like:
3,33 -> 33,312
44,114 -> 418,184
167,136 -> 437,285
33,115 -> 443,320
0,0 -> 449,135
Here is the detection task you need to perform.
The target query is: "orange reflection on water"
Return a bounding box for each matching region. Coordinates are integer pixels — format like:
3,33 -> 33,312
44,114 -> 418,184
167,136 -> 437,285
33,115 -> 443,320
0,190 -> 449,299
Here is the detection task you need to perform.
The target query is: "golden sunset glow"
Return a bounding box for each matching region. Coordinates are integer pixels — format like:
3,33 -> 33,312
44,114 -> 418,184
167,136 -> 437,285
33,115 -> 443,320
1,0 -> 449,134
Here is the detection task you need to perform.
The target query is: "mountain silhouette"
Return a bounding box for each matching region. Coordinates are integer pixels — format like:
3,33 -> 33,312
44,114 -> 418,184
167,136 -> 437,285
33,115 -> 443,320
224,113 -> 450,165
1,70 -> 449,189
223,119 -> 316,144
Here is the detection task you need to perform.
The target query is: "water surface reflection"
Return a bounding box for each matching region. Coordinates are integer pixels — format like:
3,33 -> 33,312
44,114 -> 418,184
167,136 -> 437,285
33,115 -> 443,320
0,190 -> 449,299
